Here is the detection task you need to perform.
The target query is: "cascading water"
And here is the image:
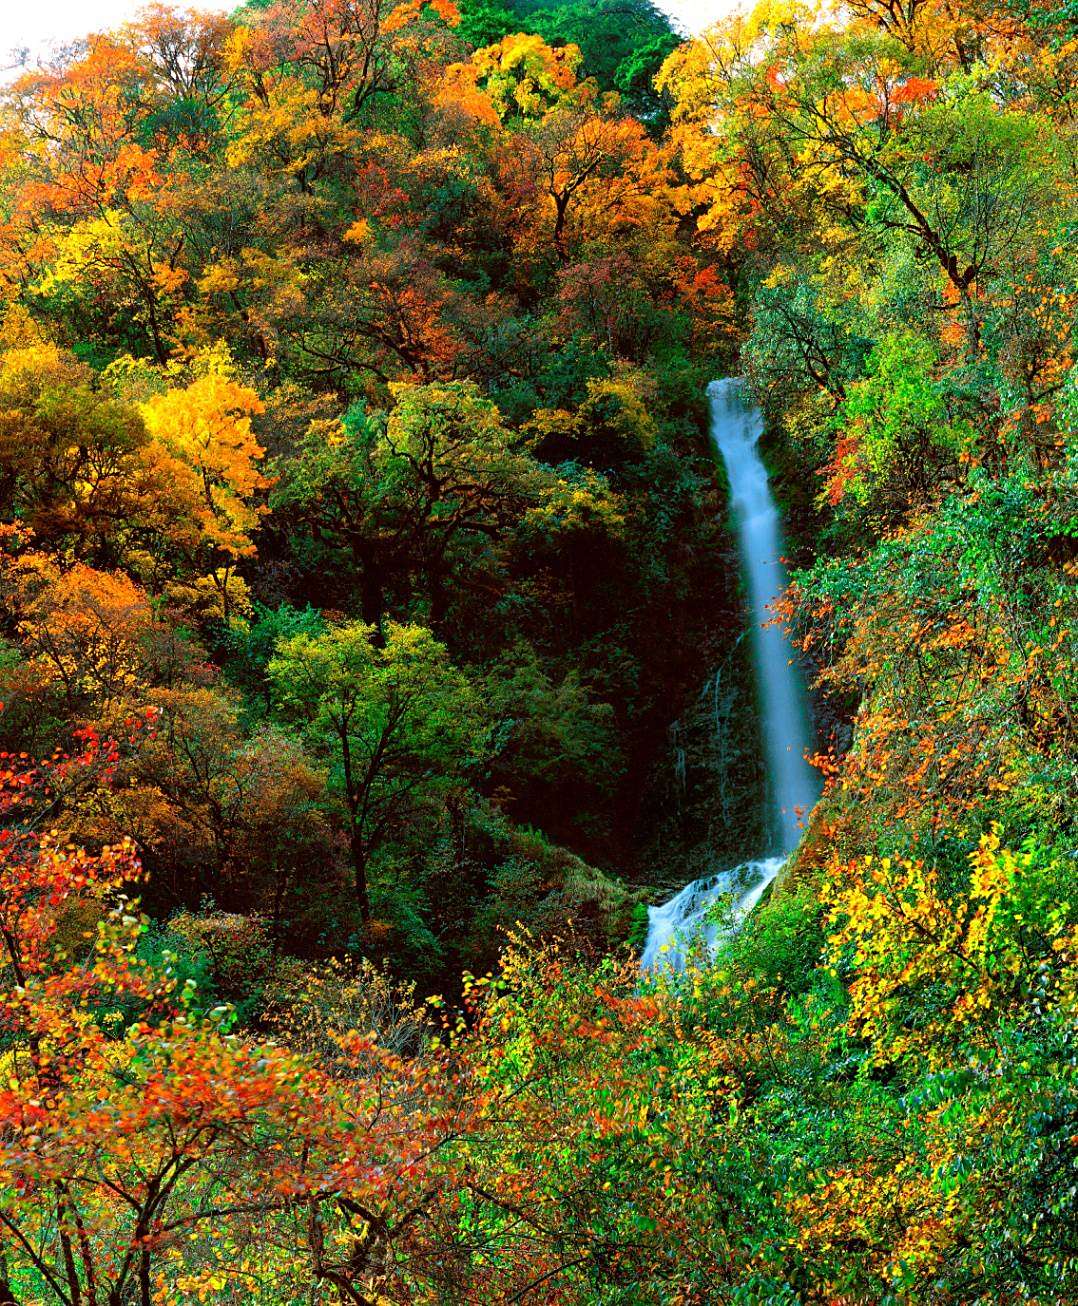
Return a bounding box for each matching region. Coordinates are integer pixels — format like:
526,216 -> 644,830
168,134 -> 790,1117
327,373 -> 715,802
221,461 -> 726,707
642,379 -> 820,973
639,857 -> 783,973
715,377 -> 820,853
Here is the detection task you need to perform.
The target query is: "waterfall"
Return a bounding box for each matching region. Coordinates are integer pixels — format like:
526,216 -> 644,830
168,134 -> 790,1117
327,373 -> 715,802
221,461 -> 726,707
713,377 -> 820,852
642,379 -> 820,973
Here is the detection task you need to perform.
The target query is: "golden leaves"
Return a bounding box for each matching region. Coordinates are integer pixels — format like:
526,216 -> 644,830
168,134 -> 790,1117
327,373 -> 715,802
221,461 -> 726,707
823,830 -> 1037,1066
139,364 -> 268,562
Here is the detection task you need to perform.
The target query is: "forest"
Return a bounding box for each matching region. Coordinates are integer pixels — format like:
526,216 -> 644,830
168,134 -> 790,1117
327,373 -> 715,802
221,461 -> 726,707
0,0 -> 1074,1300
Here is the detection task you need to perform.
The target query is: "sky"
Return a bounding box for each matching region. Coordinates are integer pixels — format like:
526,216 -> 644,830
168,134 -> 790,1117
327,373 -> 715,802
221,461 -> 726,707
0,1 -> 219,69
0,1 -> 726,71
662,0 -> 730,34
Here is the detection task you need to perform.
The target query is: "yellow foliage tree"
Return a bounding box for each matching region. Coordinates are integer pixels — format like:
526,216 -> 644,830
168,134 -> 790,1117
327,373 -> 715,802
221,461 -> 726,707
139,357 -> 267,620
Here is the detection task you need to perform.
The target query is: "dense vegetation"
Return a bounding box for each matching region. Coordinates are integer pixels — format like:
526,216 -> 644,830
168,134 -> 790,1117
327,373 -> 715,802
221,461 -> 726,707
0,0 -> 1074,1301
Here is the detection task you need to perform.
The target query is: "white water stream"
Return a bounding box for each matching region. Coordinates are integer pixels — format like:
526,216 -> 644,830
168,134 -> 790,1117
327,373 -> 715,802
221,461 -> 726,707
642,379 -> 820,973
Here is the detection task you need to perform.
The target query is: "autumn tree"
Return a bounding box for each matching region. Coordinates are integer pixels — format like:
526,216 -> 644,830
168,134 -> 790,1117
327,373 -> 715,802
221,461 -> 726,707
379,381 -> 545,620
137,350 -> 268,621
270,405 -> 407,627
225,0 -> 459,189
0,340 -> 158,561
453,937 -> 757,1300
1,548 -> 152,718
274,381 -> 626,633
113,684 -> 334,935
0,734 -> 481,1305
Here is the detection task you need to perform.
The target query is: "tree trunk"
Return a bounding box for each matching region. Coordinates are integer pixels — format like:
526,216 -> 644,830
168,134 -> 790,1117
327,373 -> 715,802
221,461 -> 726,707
552,193 -> 570,263
356,549 -> 386,641
339,731 -> 372,922
0,1263 -> 18,1305
349,824 -> 372,923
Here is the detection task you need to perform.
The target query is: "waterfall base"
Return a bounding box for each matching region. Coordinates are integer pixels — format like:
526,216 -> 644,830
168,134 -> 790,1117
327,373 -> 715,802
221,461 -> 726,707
639,857 -> 783,974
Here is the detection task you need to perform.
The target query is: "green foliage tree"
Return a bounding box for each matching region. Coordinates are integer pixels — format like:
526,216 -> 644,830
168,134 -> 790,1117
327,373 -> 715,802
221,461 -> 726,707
269,620 -> 485,920
458,0 -> 679,118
